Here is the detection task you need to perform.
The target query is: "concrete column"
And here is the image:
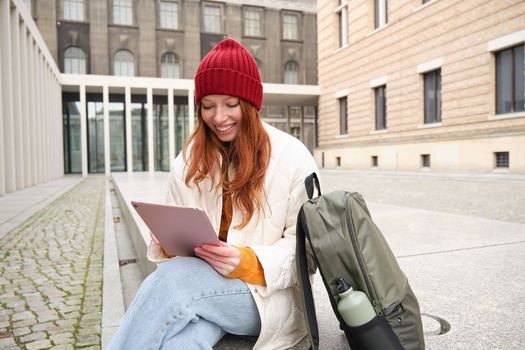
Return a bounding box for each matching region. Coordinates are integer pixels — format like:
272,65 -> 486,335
11,10 -> 24,190
38,53 -> 45,184
188,88 -> 195,133
21,22 -> 31,188
80,84 -> 88,177
44,64 -> 50,183
1,0 -> 16,193
35,50 -> 42,185
168,88 -> 175,163
147,87 -> 154,172
125,86 -> 132,173
103,85 -> 110,176
29,39 -> 37,186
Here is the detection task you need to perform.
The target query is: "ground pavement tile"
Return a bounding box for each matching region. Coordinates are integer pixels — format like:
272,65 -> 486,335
0,177 -> 105,349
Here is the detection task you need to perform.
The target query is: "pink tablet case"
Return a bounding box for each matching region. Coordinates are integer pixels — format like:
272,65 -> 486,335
131,201 -> 219,257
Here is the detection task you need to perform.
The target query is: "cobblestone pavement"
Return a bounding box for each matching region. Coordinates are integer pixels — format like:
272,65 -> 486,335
320,170 -> 525,224
0,177 -> 105,350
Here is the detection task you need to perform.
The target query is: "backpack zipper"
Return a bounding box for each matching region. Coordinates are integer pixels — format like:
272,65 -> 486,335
344,193 -> 382,315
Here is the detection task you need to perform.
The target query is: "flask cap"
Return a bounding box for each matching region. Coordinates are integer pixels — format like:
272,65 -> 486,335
335,277 -> 352,294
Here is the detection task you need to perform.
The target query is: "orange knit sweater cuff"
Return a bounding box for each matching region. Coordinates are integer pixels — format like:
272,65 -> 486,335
226,247 -> 267,286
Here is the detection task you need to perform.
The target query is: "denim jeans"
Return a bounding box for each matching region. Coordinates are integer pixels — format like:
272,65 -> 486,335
107,257 -> 261,350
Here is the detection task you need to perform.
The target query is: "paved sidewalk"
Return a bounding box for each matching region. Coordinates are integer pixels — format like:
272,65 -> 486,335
0,177 -> 105,350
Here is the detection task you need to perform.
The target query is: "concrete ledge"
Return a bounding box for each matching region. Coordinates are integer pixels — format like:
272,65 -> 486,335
101,179 -> 126,349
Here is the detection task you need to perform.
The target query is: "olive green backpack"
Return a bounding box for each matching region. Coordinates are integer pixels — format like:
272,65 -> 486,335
296,173 -> 425,350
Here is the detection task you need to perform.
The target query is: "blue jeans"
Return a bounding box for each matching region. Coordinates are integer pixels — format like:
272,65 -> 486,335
107,257 -> 261,350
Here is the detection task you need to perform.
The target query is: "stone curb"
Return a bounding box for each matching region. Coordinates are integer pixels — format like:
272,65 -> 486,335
101,179 -> 125,349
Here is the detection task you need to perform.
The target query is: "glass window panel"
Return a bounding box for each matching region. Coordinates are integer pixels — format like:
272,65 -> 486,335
160,52 -> 180,78
284,61 -> 299,84
175,104 -> 189,155
160,1 -> 178,29
114,0 -> 133,25
339,97 -> 347,135
154,103 -> 170,171
64,46 -> 86,74
436,70 -> 442,121
424,71 -> 436,123
244,9 -> 261,37
87,102 -> 105,173
375,86 -> 386,130
109,102 -> 126,172
204,5 -> 221,33
64,0 -> 84,21
374,0 -> 387,29
132,102 -> 148,171
496,48 -> 513,114
514,45 -> 524,112
114,50 -> 134,76
283,14 -> 298,40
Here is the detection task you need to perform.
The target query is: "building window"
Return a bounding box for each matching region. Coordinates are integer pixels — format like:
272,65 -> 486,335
160,52 -> 180,78
114,50 -> 134,76
63,0 -> 83,21
423,0 -> 432,4
336,0 -> 348,47
64,46 -> 87,74
494,152 -> 509,168
283,13 -> 299,40
424,69 -> 442,123
160,1 -> 178,29
421,154 -> 430,168
496,44 -> 524,114
374,0 -> 388,29
375,85 -> 387,130
371,156 -> 378,167
290,126 -> 301,139
336,156 -> 341,167
113,0 -> 133,25
203,4 -> 221,33
244,8 -> 262,37
283,60 -> 299,84
339,96 -> 348,135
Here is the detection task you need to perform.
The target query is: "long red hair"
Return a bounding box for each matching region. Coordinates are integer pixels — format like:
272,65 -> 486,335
183,99 -> 271,229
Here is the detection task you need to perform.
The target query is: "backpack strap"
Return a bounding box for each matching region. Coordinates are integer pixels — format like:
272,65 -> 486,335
304,172 -> 321,199
296,209 -> 320,350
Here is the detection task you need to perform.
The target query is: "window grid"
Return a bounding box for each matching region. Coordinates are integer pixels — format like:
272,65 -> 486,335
496,44 -> 524,114
114,50 -> 134,76
160,52 -> 180,78
374,0 -> 388,29
244,9 -> 261,37
424,69 -> 442,124
375,85 -> 387,130
64,0 -> 84,21
160,1 -> 178,29
203,5 -> 221,33
114,0 -> 133,25
339,96 -> 348,135
64,46 -> 86,74
290,126 -> 301,140
494,152 -> 509,168
283,14 -> 298,40
337,0 -> 348,47
283,60 -> 299,84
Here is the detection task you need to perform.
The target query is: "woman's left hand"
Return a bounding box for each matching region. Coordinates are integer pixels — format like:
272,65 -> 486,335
194,241 -> 241,276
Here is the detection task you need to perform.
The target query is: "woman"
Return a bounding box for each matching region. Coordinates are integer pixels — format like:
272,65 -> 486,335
108,38 -> 319,349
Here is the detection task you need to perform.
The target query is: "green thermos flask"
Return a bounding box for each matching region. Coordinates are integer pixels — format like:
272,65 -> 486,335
336,277 -> 376,327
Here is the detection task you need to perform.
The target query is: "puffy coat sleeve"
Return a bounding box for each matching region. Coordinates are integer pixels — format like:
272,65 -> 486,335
249,153 -> 319,296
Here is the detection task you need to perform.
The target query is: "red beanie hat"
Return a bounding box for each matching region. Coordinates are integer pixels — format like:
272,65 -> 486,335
194,38 -> 263,110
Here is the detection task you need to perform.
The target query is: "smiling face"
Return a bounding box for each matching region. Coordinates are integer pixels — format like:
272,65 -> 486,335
200,95 -> 243,142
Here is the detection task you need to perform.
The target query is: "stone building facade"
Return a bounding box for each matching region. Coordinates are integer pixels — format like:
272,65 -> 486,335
29,0 -> 318,163
317,0 -> 525,172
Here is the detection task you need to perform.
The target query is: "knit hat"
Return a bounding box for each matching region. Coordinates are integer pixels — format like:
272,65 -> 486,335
194,38 -> 263,110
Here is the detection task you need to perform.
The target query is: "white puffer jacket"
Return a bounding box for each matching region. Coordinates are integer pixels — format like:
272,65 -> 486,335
147,122 -> 319,349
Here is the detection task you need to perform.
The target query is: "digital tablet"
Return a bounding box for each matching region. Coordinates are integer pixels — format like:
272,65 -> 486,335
131,201 -> 219,257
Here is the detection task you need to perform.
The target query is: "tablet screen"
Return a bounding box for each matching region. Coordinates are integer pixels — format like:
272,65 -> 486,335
131,201 -> 219,257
